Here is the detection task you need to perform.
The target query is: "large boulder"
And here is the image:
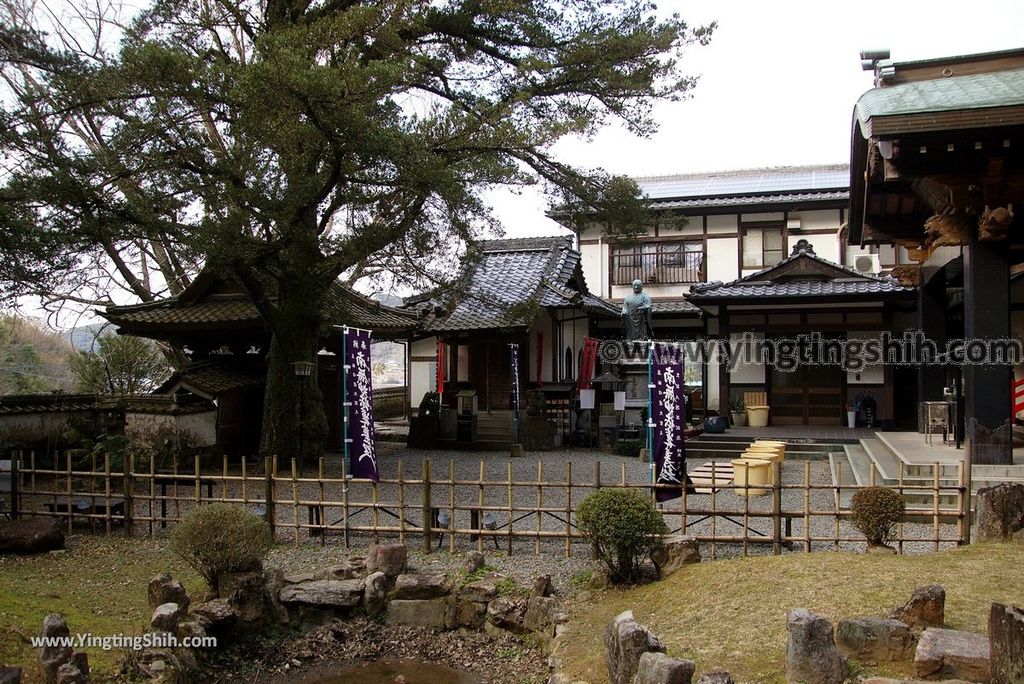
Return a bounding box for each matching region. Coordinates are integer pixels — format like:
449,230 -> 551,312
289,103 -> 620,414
460,579 -> 499,603
190,599 -> 238,639
262,567 -> 290,624
989,602 -> 1024,684
454,599 -> 487,629
975,483 -> 1024,543
532,574 -> 553,598
393,572 -> 453,600
785,609 -> 846,684
632,651 -> 695,684
39,613 -> 72,684
385,597 -> 453,631
835,616 -> 917,662
604,610 -> 666,684
218,570 -> 265,623
54,662 -> 87,684
318,562 -> 358,581
524,596 -> 559,638
365,543 -> 408,577
0,517 -> 65,554
147,574 -> 189,613
651,535 -> 701,578
487,597 -> 528,633
279,579 -> 365,608
464,551 -> 486,573
914,628 -> 991,682
890,585 -> 946,633
150,603 -> 184,633
362,571 -> 388,616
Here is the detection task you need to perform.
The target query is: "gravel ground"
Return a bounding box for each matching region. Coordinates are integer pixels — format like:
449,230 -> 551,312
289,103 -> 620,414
15,442 -> 963,562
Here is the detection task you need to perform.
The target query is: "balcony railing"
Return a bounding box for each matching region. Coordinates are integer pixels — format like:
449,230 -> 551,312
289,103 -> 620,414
612,246 -> 705,285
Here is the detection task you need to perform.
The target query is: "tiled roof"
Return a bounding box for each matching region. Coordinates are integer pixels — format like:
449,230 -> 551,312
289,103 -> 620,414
0,394 -> 98,415
157,361 -> 263,398
688,243 -> 914,301
0,393 -> 214,416
635,164 -> 849,203
650,299 -> 702,315
407,235 -> 616,331
105,279 -> 419,333
856,68 -> 1024,125
649,190 -> 849,210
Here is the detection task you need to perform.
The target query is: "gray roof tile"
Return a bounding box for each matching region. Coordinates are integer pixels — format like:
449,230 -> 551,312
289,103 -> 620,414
856,68 -> 1024,124
635,164 -> 849,202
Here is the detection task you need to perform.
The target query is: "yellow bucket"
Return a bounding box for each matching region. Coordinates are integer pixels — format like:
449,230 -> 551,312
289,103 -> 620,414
746,406 -> 769,427
753,439 -> 786,455
731,458 -> 771,496
740,449 -> 781,483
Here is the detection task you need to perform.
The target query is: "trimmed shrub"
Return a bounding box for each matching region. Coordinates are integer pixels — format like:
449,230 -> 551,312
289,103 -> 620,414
577,487 -> 668,583
850,486 -> 905,547
613,439 -> 644,459
170,503 -> 272,590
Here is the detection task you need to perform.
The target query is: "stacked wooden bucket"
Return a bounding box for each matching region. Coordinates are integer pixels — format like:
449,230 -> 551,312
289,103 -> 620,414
731,439 -> 786,496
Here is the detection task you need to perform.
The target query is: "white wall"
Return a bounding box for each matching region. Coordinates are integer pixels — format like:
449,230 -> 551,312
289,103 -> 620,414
529,315 -> 554,383
706,236 -> 739,282
729,332 -> 766,385
410,335 -> 438,412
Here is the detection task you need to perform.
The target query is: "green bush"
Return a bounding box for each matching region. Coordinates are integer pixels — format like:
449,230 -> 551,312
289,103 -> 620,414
577,488 -> 668,584
613,440 -> 644,459
170,503 -> 272,590
850,487 -> 905,547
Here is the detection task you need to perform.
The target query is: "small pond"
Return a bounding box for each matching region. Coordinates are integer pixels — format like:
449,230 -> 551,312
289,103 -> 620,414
288,658 -> 481,684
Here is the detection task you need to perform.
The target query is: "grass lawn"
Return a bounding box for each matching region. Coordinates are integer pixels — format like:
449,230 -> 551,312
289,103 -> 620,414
561,543 -> 1024,683
0,535 -> 204,682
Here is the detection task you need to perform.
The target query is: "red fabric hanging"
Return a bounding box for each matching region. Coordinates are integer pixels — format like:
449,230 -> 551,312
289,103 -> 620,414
578,337 -> 599,390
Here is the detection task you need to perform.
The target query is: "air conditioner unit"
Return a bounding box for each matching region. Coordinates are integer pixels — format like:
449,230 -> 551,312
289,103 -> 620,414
853,254 -> 881,275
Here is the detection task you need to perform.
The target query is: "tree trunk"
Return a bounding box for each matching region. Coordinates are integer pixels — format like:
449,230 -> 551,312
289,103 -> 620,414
259,266 -> 329,471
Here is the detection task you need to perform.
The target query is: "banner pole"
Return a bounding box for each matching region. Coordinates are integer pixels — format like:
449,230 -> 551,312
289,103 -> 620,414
342,327 -> 350,476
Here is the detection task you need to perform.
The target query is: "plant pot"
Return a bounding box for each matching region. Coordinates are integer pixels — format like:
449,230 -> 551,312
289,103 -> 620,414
846,411 -> 856,428
704,416 -> 728,434
730,411 -> 747,427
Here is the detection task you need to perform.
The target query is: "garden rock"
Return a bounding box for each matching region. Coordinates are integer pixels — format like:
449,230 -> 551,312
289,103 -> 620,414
318,563 -> 357,581
262,567 -> 290,624
632,651 -> 695,684
487,597 -> 528,633
914,628 -> 991,682
150,603 -> 184,633
975,483 -> 1024,542
0,667 -> 22,684
362,571 -> 388,616
454,599 -> 487,629
890,586 -> 946,632
587,568 -> 610,590
147,573 -> 189,612
40,613 -> 72,684
218,570 -> 265,623
836,616 -> 917,662
651,535 -> 701,577
54,662 -> 87,684
532,574 -> 553,598
365,543 -> 408,577
604,610 -> 666,684
524,596 -> 559,637
464,551 -> 486,573
460,579 -> 499,603
786,608 -> 846,684
191,599 -> 238,638
988,603 -> 1024,684
385,597 -> 453,631
279,579 -> 365,607
696,674 -> 735,684
0,517 -> 65,554
393,572 -> 453,600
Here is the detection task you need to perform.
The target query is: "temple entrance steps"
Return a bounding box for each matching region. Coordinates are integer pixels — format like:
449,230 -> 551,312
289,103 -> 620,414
475,410 -> 515,450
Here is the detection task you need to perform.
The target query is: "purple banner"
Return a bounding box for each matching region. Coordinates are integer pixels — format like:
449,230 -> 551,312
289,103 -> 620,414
344,328 -> 378,481
651,342 -> 688,501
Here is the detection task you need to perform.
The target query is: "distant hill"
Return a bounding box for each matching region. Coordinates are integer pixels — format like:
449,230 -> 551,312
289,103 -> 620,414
64,322 -> 116,352
0,315 -> 77,393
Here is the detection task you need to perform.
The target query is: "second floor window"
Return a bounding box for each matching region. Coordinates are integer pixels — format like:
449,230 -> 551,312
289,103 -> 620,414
612,241 -> 704,285
742,225 -> 784,268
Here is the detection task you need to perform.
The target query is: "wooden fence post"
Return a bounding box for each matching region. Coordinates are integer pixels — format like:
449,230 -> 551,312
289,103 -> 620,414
771,460 -> 782,555
422,459 -> 432,553
123,452 -> 134,536
264,456 -> 276,531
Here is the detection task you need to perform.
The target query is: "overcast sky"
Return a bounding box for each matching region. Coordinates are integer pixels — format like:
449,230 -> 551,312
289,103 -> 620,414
487,0 -> 1024,238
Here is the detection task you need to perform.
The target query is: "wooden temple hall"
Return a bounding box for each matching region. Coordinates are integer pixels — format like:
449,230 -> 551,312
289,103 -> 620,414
850,48 -> 1024,464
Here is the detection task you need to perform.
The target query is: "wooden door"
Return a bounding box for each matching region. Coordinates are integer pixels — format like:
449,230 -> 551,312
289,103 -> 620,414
469,341 -> 513,411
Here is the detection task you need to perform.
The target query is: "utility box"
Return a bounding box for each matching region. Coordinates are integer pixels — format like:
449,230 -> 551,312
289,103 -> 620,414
457,389 -> 478,416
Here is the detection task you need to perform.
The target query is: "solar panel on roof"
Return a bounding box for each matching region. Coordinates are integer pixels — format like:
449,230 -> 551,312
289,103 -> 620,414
636,165 -> 849,200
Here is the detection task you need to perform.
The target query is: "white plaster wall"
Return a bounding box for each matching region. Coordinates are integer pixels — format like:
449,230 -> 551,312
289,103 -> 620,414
729,332 -> 766,384
558,314 -> 589,380
126,411 -> 217,446
706,341 -> 721,412
802,233 -> 841,264
410,335 -> 438,411
529,315 -> 555,383
790,209 -> 841,231
706,215 -> 738,234
610,283 -> 685,300
707,237 -> 739,282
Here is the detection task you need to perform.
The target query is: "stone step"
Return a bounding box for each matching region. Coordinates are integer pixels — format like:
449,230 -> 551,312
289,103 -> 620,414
828,453 -> 857,509
860,438 -> 905,482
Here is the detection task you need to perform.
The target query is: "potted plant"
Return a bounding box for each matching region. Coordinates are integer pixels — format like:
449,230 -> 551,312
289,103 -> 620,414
729,397 -> 747,427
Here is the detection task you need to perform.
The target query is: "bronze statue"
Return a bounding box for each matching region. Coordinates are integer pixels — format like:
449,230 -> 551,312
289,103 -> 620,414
621,279 -> 653,340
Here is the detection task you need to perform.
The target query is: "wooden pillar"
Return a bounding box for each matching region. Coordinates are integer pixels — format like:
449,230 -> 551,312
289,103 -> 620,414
964,237 -> 1012,465
718,308 -> 730,418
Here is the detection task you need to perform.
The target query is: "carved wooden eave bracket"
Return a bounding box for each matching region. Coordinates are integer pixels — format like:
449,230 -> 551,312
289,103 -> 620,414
889,264 -> 921,287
